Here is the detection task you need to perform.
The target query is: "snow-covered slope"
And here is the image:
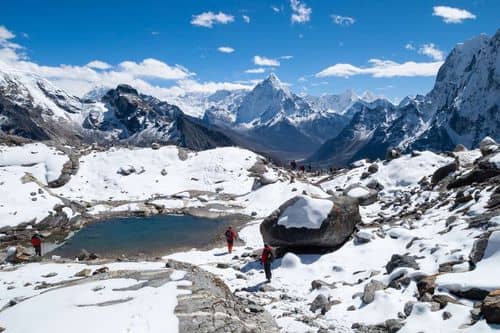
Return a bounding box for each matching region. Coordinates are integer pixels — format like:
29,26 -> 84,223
0,71 -> 235,150
310,29 -> 500,166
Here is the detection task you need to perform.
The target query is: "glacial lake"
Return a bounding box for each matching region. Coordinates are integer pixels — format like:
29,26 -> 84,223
51,214 -> 229,258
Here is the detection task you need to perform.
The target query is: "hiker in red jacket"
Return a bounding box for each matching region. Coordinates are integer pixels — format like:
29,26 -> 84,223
31,232 -> 44,256
261,244 -> 274,282
224,226 -> 237,254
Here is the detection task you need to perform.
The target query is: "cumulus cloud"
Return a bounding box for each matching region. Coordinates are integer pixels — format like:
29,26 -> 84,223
0,26 -> 252,99
418,43 -> 444,61
316,58 -> 444,78
331,15 -> 355,26
405,43 -> 415,50
217,46 -> 235,54
242,15 -> 250,23
245,68 -> 266,74
432,6 -> 476,24
290,0 -> 311,24
271,6 -> 281,13
86,60 -> 112,70
118,59 -> 192,80
0,26 -> 15,40
280,55 -> 293,60
191,11 -> 234,28
253,55 -> 280,67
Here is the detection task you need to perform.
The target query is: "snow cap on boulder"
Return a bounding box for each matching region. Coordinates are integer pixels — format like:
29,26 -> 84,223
260,195 -> 361,251
479,136 -> 498,156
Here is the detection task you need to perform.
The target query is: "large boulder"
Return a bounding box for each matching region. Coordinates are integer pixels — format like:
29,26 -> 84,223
385,254 -> 419,274
260,195 -> 361,251
431,161 -> 458,185
482,290 -> 500,324
344,184 -> 378,206
479,137 -> 498,156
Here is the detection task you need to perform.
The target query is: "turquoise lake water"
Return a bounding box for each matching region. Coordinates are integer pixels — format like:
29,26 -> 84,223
51,214 -> 228,258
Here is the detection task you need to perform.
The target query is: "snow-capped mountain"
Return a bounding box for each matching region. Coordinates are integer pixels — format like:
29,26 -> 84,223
0,69 -> 99,143
309,29 -> 500,166
0,70 -> 234,150
202,74 -> 355,160
303,89 -> 381,118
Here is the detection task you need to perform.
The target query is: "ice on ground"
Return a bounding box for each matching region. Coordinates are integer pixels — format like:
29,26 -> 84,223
321,151 -> 454,193
437,231 -> 500,292
277,195 -> 333,229
0,143 -> 68,183
0,276 -> 187,333
56,146 -> 258,202
347,187 -> 370,198
0,166 -> 62,228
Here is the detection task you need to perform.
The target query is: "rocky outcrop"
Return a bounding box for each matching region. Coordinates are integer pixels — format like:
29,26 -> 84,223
260,196 -> 361,251
482,290 -> 500,324
344,184 -> 378,206
167,260 -> 279,332
385,254 -> 419,274
431,161 -> 458,185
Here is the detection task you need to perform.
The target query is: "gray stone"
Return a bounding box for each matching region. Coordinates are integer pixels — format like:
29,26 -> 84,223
74,268 -> 92,277
362,280 -> 386,304
403,301 -> 415,316
479,137 -> 498,156
385,254 -> 419,274
432,294 -> 461,309
469,233 -> 491,266
344,184 -> 378,206
431,161 -> 458,185
310,294 -> 331,315
260,196 -> 361,251
311,280 -> 330,290
41,272 -> 58,278
442,311 -> 452,320
482,290 -> 500,324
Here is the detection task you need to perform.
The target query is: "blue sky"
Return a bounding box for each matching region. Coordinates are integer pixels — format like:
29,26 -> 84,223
0,0 -> 498,101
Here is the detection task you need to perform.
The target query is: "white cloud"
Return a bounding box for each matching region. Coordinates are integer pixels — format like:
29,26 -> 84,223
316,58 -> 444,78
217,46 -> 235,54
253,55 -> 280,67
280,55 -> 293,60
0,29 -> 252,99
290,0 -> 311,24
405,43 -> 415,50
118,59 -> 192,80
245,68 -> 266,74
86,60 -> 112,70
418,43 -> 444,61
271,6 -> 281,13
242,15 -> 250,23
331,15 -> 355,26
0,26 -> 15,40
432,6 -> 476,24
191,11 -> 234,28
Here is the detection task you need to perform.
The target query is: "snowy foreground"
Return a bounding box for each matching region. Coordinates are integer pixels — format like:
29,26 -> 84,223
1,142 -> 500,332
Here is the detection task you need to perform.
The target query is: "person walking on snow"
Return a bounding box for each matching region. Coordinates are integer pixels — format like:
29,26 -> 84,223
224,226 -> 237,254
261,244 -> 274,282
31,231 -> 44,256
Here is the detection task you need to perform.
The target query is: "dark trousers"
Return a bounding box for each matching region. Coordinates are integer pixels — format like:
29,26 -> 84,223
34,245 -> 41,256
264,261 -> 272,281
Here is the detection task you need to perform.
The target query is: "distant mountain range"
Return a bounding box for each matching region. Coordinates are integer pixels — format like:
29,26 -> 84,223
309,29 -> 500,166
0,71 -> 233,150
1,29 -> 499,166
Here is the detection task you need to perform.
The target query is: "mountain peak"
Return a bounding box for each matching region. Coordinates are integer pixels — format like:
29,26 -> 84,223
262,73 -> 285,89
